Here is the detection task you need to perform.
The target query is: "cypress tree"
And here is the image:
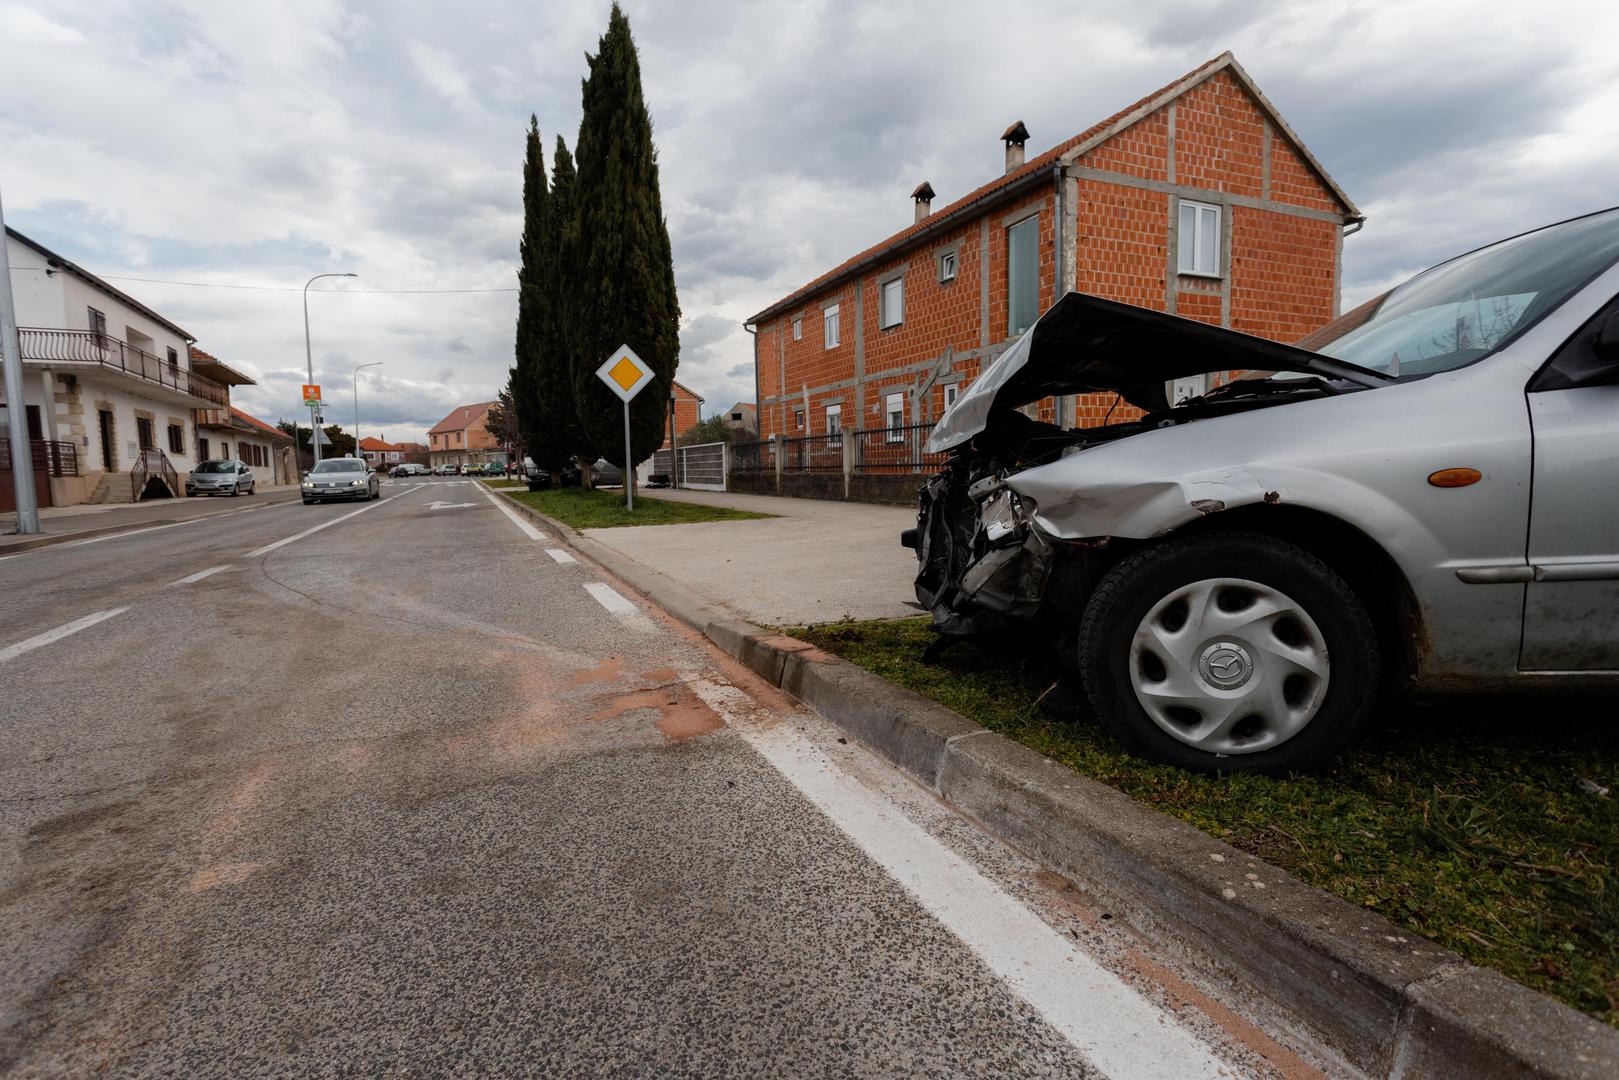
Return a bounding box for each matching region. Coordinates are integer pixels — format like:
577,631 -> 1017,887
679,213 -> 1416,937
539,137 -> 592,470
571,2 -> 681,490
512,116 -> 548,458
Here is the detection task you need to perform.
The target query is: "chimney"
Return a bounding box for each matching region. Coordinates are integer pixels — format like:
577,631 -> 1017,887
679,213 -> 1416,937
1002,121 -> 1030,173
911,181 -> 936,224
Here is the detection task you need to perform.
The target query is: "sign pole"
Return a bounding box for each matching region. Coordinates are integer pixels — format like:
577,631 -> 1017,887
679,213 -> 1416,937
623,400 -> 633,511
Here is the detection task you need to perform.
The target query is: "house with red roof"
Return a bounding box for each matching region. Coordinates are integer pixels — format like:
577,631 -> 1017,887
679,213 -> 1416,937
744,52 -> 1360,455
427,401 -> 504,470
188,349 -> 296,486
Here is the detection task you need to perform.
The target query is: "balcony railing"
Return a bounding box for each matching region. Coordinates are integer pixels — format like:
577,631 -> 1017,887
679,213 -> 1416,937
19,328 -> 227,406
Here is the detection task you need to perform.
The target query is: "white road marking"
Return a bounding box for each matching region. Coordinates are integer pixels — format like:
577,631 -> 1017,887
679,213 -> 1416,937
0,607 -> 130,664
684,676 -> 1230,1080
479,487 -> 548,541
170,565 -> 232,586
583,582 -> 656,631
545,548 -> 576,564
66,519 -> 201,547
245,491 -> 407,558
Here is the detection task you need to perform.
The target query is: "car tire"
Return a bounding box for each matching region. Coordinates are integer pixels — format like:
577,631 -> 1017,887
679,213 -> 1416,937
1076,530 -> 1379,775
302,499 -> 313,505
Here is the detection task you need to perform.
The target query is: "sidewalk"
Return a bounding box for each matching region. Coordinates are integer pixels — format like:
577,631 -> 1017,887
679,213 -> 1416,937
1,485 -> 300,552
582,487 -> 920,626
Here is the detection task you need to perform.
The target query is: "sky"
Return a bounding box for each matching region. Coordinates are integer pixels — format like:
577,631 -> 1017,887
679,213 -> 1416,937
2,0 -> 1615,444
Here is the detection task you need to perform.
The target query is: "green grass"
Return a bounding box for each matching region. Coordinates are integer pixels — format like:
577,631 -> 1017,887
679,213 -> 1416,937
479,479 -> 525,489
792,616 -> 1619,1026
505,487 -> 773,530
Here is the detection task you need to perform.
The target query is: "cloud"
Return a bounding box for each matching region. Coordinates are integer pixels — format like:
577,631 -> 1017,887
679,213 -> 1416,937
2,0 -> 1615,444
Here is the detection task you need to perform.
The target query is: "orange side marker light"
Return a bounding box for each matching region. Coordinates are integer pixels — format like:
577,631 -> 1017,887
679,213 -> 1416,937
1428,468 -> 1482,488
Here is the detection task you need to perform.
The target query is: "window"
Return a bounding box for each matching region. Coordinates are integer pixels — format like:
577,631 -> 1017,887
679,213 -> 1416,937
1007,215 -> 1039,336
879,276 -> 904,329
823,304 -> 840,349
88,307 -> 107,344
167,424 -> 184,453
825,403 -> 842,444
793,409 -> 805,431
938,250 -> 957,283
885,392 -> 906,442
792,317 -> 802,341
1177,200 -> 1221,277
136,417 -> 155,450
166,347 -> 179,373
943,383 -> 959,410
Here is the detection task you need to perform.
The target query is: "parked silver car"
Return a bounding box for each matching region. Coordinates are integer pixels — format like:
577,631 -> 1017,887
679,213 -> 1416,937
301,458 -> 379,503
187,459 -> 255,497
907,207 -> 1619,773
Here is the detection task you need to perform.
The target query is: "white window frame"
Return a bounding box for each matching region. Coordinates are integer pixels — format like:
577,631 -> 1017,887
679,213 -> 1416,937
879,276 -> 904,329
943,384 -> 958,410
938,250 -> 957,283
823,305 -> 840,349
825,403 -> 842,444
1177,199 -> 1222,278
793,408 -> 805,431
792,316 -> 802,341
884,392 -> 906,443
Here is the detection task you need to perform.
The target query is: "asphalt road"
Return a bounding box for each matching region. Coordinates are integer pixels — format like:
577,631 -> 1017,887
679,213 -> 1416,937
0,477 -> 1333,1078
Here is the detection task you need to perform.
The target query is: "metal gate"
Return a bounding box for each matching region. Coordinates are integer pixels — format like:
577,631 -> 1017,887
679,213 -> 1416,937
0,440 -> 68,512
651,441 -> 728,492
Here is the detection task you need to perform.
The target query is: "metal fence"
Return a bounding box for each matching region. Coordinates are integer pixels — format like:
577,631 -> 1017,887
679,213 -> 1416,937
0,439 -> 79,477
729,439 -> 775,474
651,441 -> 728,491
852,423 -> 947,474
780,433 -> 844,473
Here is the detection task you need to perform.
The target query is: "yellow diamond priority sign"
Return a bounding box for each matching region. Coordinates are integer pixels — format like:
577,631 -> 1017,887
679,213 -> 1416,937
595,344 -> 654,403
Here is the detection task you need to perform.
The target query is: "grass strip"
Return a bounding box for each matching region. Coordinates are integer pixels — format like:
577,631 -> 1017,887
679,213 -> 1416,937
505,487 -> 773,529
792,616 -> 1619,1027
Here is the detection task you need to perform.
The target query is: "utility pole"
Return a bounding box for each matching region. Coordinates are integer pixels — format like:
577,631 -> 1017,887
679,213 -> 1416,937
0,183 -> 41,534
303,272 -> 356,466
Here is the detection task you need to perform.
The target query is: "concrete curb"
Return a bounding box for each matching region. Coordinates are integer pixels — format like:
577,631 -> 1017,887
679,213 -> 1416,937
1,492 -> 302,554
501,491 -> 1619,1079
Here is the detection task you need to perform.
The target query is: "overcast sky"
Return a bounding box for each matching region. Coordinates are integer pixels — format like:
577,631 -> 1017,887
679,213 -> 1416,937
3,0 -> 1615,443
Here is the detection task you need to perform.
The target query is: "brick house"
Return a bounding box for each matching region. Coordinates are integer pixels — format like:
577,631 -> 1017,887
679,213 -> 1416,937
427,401 -> 503,469
657,380 -> 705,450
744,52 -> 1361,443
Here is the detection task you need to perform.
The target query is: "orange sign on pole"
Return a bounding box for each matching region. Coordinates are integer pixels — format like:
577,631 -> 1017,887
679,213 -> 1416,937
301,384 -> 321,407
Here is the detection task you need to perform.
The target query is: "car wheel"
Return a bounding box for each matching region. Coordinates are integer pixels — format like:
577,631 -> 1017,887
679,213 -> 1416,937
1077,530 -> 1379,775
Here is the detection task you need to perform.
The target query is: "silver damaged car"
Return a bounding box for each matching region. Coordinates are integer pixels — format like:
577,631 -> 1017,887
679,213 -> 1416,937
905,208 -> 1619,774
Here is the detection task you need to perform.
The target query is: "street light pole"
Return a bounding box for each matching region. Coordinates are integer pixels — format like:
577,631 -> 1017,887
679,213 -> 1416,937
303,272 -> 357,467
0,182 -> 40,534
352,361 -> 382,465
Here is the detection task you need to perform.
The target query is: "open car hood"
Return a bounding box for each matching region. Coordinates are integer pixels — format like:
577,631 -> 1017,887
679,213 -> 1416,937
926,292 -> 1392,454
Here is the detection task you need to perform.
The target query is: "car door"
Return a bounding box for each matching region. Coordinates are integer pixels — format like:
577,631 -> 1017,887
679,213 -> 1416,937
238,461 -> 251,490
1522,295 -> 1619,669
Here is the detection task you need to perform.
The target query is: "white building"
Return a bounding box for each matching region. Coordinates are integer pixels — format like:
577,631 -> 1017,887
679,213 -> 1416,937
2,226 -> 230,508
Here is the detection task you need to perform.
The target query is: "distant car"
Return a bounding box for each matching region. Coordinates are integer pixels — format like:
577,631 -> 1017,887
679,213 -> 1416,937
525,464 -> 551,492
187,459 -> 254,497
389,464 -> 409,478
588,457 -> 624,488
433,464 -> 457,476
400,463 -> 430,477
302,458 -> 379,503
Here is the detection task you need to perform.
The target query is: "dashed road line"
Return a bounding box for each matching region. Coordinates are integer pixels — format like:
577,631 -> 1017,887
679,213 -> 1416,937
545,548 -> 577,564
0,608 -> 131,664
169,565 -> 233,586
582,582 -> 656,631
66,519 -> 202,547
685,675 -> 1229,1080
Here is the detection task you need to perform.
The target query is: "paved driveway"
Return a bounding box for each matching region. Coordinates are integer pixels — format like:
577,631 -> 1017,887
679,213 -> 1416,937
582,488 -> 920,626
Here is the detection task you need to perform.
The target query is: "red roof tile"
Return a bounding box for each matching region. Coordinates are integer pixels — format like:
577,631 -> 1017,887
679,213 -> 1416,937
231,407 -> 293,441
427,401 -> 497,436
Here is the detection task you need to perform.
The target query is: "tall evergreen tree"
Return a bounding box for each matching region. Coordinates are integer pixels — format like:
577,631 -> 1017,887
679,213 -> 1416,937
571,3 -> 681,490
535,136 -> 591,470
512,116 -> 548,456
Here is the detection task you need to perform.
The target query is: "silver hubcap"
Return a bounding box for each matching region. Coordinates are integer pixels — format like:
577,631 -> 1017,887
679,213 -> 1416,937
1129,577 -> 1329,755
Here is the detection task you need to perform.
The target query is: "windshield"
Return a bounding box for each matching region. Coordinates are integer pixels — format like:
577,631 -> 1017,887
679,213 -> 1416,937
195,461 -> 233,473
311,459 -> 365,474
1303,208 -> 1619,379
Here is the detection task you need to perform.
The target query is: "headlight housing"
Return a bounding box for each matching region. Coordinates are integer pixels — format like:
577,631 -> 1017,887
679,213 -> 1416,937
350,479 -> 363,487
979,489 -> 1033,545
